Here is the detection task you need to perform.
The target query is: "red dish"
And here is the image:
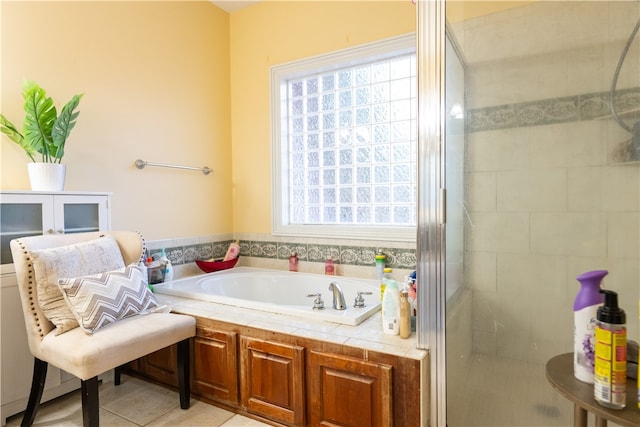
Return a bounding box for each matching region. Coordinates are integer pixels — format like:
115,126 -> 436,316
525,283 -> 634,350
195,256 -> 239,273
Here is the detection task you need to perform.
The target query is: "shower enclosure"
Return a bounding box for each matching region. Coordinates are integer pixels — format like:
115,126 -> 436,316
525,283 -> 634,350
418,1 -> 640,426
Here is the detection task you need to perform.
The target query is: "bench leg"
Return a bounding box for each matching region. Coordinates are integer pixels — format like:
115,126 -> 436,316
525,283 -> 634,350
114,365 -> 124,385
21,358 -> 48,427
177,338 -> 190,409
81,377 -> 99,427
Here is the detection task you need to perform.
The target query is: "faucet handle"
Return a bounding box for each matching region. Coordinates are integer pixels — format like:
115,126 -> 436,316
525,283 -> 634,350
354,291 -> 373,308
307,293 -> 325,310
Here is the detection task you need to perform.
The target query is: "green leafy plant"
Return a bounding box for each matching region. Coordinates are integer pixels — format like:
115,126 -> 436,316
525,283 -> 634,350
0,80 -> 83,163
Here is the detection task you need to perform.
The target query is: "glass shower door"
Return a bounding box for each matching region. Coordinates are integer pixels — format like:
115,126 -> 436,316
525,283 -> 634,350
441,1 -> 640,426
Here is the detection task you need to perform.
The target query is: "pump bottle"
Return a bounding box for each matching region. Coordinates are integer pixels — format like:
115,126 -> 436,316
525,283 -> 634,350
594,289 -> 627,409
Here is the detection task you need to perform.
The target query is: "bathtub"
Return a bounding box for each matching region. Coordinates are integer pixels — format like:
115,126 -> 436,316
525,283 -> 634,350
152,267 -> 381,326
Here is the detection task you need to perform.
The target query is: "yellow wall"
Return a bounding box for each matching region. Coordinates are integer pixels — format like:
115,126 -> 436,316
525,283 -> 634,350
229,1 -> 416,234
2,1 -> 535,240
0,1 -> 232,240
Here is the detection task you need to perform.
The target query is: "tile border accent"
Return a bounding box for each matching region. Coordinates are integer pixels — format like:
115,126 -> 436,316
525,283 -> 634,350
147,238 -> 416,270
467,87 -> 640,133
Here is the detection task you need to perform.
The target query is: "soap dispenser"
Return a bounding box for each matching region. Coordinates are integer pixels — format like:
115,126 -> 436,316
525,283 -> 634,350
573,270 -> 607,383
594,289 -> 627,409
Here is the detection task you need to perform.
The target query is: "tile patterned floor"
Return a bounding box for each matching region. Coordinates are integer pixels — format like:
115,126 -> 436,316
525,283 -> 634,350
5,376 -> 270,427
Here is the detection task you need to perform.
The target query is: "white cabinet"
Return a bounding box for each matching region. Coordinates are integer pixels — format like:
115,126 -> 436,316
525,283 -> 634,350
0,191 -> 111,425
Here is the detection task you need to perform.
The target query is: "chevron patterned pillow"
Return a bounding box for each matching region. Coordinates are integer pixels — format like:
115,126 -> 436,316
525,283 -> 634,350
57,264 -> 159,334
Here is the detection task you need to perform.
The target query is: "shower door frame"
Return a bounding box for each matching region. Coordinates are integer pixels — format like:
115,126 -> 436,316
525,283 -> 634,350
416,0 -> 447,427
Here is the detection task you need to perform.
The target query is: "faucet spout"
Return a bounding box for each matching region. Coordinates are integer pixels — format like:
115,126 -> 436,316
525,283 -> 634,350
328,281 -> 347,310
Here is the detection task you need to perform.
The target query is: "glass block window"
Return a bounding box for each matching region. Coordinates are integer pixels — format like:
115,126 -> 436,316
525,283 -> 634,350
272,35 -> 416,241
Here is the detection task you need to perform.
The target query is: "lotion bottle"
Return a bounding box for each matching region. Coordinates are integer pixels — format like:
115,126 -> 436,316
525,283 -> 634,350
381,279 -> 400,335
574,269 -> 607,383
223,240 -> 240,261
289,251 -> 298,272
594,289 -> 627,410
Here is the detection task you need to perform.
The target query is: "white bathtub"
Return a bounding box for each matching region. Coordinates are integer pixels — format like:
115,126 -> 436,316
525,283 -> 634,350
152,267 -> 381,326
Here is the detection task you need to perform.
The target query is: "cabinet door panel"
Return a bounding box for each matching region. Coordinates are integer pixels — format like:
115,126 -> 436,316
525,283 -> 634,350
192,328 -> 238,404
0,194 -> 53,266
54,195 -> 110,234
308,350 -> 393,427
240,337 -> 305,426
141,345 -> 179,387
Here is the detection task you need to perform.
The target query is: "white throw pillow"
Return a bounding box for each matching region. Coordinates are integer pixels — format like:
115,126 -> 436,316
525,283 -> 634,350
31,235 -> 126,334
57,264 -> 159,334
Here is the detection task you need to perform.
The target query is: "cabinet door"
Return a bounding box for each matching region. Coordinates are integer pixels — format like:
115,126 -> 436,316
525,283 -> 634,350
136,345 -> 179,387
53,195 -> 110,234
308,350 -> 393,427
192,327 -> 238,404
0,194 -> 53,266
240,337 -> 305,426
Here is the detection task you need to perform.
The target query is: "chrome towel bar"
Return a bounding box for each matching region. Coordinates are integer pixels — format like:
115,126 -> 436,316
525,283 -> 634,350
134,159 -> 212,175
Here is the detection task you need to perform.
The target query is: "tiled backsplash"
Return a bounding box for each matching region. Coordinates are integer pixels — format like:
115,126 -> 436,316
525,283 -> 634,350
146,237 -> 417,270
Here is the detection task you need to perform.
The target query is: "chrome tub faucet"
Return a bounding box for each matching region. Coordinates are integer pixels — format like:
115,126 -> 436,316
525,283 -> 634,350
329,281 -> 346,310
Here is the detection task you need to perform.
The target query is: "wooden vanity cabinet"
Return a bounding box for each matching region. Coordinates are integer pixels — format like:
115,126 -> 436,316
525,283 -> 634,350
126,315 -> 423,427
307,350 -> 393,427
240,337 -> 305,426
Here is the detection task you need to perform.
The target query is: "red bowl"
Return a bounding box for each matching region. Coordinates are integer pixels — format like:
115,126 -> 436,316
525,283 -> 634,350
195,256 -> 239,273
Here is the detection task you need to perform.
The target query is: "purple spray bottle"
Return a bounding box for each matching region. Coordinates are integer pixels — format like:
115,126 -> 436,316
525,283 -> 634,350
573,269 -> 607,383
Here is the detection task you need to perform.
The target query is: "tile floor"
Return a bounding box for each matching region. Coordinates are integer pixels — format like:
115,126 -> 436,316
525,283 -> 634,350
5,376 -> 270,427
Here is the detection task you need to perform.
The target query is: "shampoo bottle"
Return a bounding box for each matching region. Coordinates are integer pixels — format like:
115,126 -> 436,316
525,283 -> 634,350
594,289 -> 627,410
381,279 -> 400,335
381,268 -> 393,302
160,248 -> 174,282
574,269 -> 607,383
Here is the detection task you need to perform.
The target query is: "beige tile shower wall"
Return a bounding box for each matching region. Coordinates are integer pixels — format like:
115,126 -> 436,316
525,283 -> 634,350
462,1 -> 640,364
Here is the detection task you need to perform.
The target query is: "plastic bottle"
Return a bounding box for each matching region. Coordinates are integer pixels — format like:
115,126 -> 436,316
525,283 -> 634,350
223,240 -> 240,261
375,250 -> 386,280
325,257 -> 335,275
381,268 -> 393,302
138,259 -> 148,284
289,251 -> 298,272
399,290 -> 411,339
574,269 -> 607,383
594,289 -> 627,410
160,248 -> 174,282
381,278 -> 400,335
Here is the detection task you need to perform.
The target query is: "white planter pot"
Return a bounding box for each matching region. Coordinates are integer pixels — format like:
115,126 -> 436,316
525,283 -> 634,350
28,163 -> 66,191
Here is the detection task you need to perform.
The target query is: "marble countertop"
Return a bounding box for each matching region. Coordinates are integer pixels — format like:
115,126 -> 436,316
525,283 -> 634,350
155,292 -> 428,361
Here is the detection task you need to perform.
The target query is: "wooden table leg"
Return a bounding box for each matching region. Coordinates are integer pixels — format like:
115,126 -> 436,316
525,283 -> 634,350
574,404 -> 588,427
595,415 -> 607,427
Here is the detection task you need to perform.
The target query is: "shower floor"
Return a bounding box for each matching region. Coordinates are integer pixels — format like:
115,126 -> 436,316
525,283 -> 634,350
447,354 -> 627,427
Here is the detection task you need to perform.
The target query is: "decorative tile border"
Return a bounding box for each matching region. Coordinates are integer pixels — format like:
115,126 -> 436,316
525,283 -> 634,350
149,238 -> 416,270
467,87 -> 640,133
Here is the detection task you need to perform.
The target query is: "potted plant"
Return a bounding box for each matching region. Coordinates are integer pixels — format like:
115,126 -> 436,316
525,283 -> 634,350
0,80 -> 83,191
